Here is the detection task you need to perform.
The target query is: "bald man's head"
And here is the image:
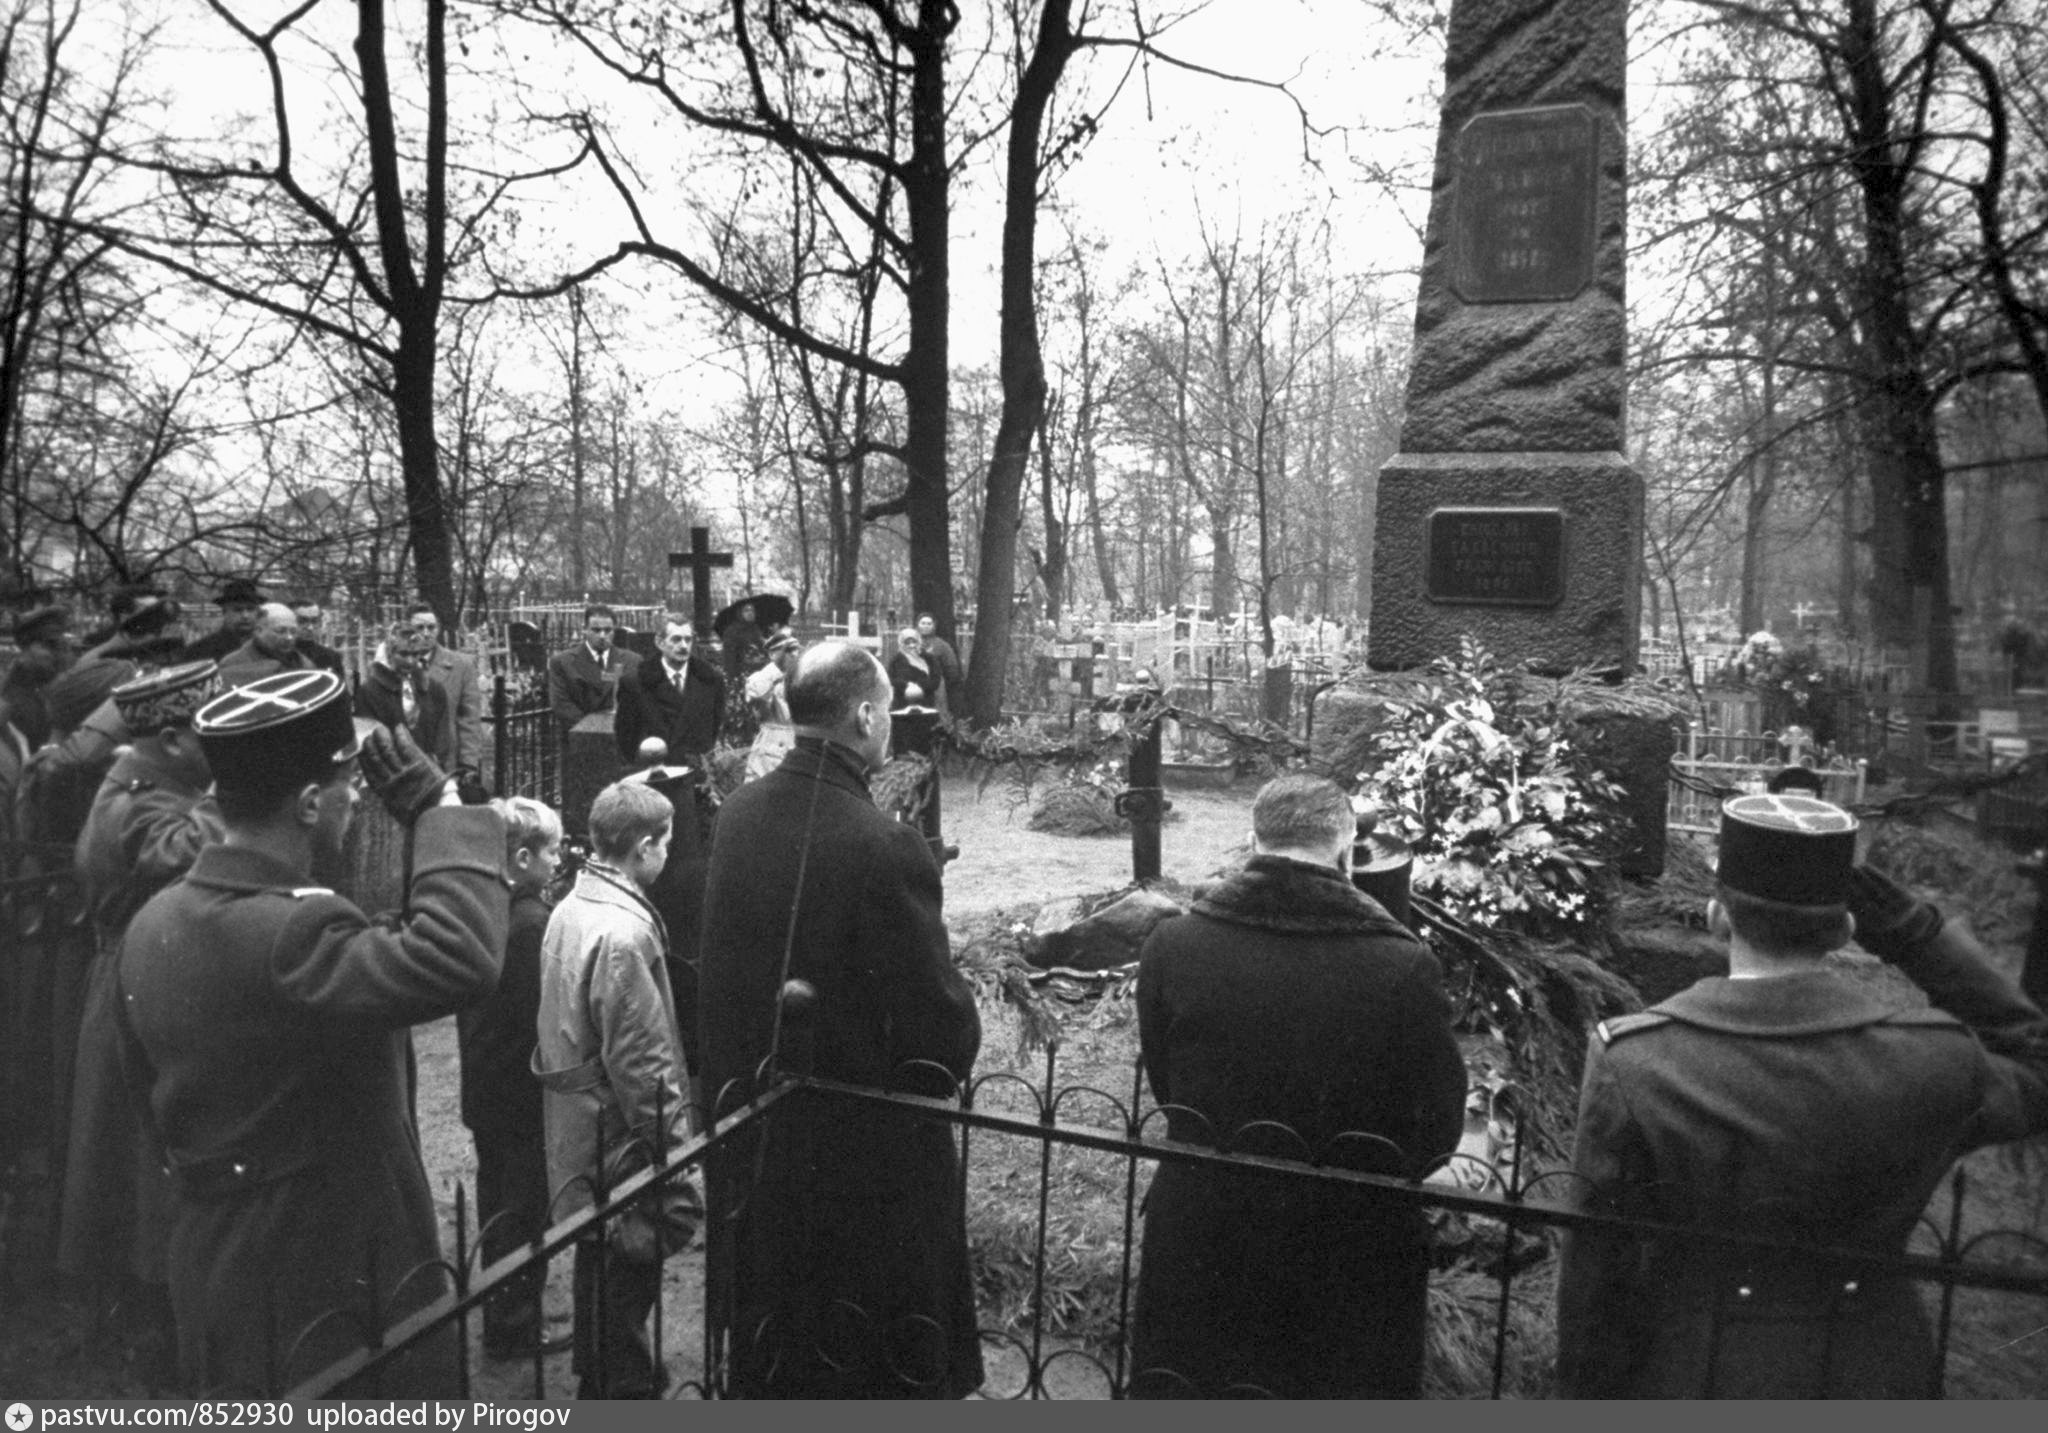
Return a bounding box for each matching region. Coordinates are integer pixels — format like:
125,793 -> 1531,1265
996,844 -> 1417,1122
251,602 -> 300,659
788,640 -> 892,767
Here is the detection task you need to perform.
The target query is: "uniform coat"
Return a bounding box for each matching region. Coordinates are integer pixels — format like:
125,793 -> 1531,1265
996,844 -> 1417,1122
1130,854 -> 1467,1398
118,807 -> 509,1395
697,737 -> 983,1398
546,642 -> 638,733
1556,923 -> 2048,1398
614,652 -> 723,766
61,741 -> 224,1285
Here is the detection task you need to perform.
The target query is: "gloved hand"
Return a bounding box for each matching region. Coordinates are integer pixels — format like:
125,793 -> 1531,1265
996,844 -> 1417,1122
1846,863 -> 1944,960
359,723 -> 453,825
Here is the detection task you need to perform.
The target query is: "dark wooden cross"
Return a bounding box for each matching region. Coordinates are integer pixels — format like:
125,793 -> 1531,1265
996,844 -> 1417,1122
668,525 -> 734,634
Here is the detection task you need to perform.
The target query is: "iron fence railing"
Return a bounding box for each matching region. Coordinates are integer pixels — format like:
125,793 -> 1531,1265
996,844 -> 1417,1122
278,1041 -> 2048,1401
487,672 -> 560,809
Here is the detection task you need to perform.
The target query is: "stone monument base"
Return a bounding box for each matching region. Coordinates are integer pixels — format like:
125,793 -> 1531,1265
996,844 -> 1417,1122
1367,450 -> 1642,675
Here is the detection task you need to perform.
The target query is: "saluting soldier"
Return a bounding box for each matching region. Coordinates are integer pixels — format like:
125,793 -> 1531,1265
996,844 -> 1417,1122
115,670 -> 510,1395
1557,793 -> 2048,1398
58,661 -> 225,1385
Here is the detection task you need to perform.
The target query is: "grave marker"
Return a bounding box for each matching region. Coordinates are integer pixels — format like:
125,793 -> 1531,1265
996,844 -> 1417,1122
1368,0 -> 1672,875
667,525 -> 733,635
1369,0 -> 1642,677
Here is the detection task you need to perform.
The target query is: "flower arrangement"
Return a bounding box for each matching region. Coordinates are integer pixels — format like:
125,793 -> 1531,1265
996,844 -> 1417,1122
1349,637 -> 1625,937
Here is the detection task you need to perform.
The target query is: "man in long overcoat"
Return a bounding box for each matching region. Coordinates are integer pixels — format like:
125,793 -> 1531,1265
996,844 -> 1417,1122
697,641 -> 983,1398
59,662 -> 225,1383
614,612 -> 723,768
117,671 -> 508,1395
1130,774 -> 1467,1398
1556,793 -> 2048,1397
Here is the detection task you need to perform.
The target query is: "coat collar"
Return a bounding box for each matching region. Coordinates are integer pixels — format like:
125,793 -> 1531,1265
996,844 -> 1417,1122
783,735 -> 874,797
636,652 -> 715,692
1653,968 -> 1909,1036
571,860 -> 667,938
185,841 -> 316,893
1191,854 -> 1414,939
105,738 -> 207,797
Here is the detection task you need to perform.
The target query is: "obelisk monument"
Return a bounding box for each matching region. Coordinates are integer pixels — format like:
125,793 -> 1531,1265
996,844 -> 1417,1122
1368,0 -> 1642,675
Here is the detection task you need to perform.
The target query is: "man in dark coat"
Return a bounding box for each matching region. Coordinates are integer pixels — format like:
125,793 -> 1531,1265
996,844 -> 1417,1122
288,598 -> 348,677
1130,774 -> 1467,1399
217,603 -> 314,687
697,641 -> 983,1398
546,603 -> 638,739
117,671 -> 509,1395
59,661 -> 224,1387
1556,793 -> 2048,1398
614,612 -> 723,769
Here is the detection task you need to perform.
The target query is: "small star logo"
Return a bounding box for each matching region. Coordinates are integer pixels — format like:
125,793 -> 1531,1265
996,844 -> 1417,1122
6,1403 -> 34,1432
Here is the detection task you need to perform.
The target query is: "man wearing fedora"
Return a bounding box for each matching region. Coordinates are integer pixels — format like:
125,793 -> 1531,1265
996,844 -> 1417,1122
181,577 -> 266,665
1556,792 -> 2048,1398
115,670 -> 510,1395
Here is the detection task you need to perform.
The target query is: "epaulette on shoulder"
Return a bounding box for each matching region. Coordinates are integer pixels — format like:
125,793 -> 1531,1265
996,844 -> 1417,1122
1596,1010 -> 1674,1045
286,885 -> 336,900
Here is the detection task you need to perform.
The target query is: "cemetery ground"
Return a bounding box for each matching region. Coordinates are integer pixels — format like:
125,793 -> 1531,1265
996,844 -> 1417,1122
3,774 -> 2044,1398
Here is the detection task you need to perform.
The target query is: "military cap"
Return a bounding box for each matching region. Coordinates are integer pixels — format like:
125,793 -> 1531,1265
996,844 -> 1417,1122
113,660 -> 222,737
11,604 -> 69,646
1717,792 -> 1858,907
215,576 -> 265,608
194,669 -> 376,792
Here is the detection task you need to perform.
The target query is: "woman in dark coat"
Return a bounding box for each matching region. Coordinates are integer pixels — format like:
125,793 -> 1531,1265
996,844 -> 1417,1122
1130,774 -> 1467,1399
885,626 -> 943,757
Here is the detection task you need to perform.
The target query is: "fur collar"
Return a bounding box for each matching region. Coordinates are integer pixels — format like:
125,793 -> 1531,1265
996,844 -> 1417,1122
1192,854 -> 1414,940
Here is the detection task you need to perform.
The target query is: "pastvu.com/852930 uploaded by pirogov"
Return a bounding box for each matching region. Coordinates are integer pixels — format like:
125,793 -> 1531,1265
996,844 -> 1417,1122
8,1404 -> 571,1431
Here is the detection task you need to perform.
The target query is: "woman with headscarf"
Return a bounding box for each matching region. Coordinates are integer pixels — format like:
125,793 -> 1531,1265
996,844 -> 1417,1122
886,626 -> 943,758
741,628 -> 802,782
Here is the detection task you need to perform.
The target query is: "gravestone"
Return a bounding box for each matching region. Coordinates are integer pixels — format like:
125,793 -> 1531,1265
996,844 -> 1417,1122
1369,0 -> 1641,676
562,712 -> 625,837
1369,0 -> 1672,875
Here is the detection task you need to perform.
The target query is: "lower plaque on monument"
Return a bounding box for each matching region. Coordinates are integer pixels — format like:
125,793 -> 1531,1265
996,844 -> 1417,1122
1425,507 -> 1565,607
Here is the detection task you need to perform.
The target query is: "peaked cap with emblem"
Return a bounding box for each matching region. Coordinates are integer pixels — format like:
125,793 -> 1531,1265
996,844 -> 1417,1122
193,669 -> 377,793
1717,792 -> 1858,907
113,660 -> 222,737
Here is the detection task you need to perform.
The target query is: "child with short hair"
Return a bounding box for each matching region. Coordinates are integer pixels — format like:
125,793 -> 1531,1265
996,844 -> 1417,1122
459,795 -> 565,1360
535,779 -> 701,1398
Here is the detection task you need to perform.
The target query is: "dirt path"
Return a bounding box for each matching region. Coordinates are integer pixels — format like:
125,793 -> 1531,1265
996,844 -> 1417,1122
417,769 -> 1258,1399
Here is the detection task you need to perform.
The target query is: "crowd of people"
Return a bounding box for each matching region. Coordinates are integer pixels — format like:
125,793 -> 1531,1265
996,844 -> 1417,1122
3,581 -> 2046,1401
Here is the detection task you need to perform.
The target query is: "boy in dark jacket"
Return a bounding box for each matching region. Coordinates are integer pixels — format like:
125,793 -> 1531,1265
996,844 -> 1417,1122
460,796 -> 566,1360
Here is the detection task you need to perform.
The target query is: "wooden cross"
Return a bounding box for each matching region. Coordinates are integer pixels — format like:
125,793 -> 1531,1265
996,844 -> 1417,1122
668,525 -> 733,634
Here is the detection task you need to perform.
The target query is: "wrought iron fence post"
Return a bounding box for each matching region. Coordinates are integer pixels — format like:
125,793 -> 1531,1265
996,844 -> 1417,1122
492,673 -> 509,799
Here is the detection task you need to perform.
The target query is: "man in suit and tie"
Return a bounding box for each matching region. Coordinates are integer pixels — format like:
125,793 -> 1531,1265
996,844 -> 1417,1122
614,612 -> 723,772
547,604 -> 640,742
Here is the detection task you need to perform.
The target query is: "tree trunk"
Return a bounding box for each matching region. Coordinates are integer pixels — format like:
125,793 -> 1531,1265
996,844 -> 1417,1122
1035,416 -> 1067,619
899,0 -> 955,650
961,0 -> 1074,726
